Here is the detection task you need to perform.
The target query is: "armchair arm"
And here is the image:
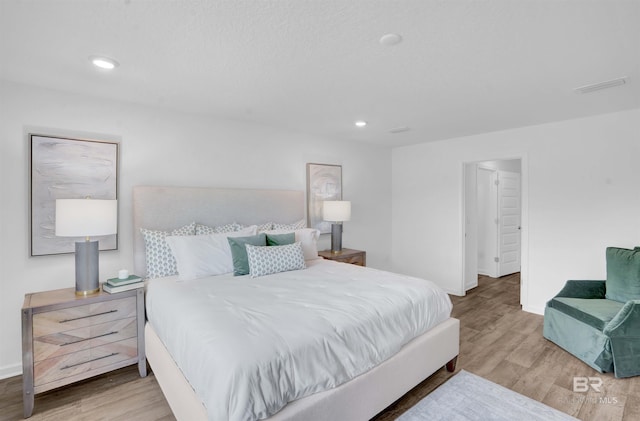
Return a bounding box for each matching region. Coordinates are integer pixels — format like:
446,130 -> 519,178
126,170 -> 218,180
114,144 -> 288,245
554,280 -> 606,299
604,300 -> 640,337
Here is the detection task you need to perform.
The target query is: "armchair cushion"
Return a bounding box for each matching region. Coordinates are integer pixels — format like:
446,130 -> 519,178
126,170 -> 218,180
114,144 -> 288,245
554,280 -> 605,299
548,297 -> 625,331
606,247 -> 640,303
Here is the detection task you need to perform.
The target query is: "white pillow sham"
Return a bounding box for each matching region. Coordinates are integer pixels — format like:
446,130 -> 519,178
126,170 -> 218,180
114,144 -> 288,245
263,228 -> 320,261
246,242 -> 306,278
166,225 -> 257,281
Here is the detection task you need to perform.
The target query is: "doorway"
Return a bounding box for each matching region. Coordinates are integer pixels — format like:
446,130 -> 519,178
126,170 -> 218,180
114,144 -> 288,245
463,159 -> 522,292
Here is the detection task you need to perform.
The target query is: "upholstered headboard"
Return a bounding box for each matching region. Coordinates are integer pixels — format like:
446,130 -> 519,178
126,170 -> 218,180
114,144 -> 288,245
132,186 -> 305,277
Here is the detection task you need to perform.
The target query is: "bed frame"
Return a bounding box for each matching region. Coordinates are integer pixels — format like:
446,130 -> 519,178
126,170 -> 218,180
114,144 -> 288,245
133,185 -> 460,421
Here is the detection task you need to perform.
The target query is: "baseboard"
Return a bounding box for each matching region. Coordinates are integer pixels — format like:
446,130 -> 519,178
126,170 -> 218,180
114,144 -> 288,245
0,363 -> 22,380
522,305 -> 544,315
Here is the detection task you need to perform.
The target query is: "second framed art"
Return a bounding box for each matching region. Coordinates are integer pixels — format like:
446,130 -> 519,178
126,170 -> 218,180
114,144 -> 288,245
306,163 -> 342,234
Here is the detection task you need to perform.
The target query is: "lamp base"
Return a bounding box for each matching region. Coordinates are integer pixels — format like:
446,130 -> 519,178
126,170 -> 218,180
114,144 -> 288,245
75,287 -> 100,297
330,223 -> 343,253
75,241 -> 100,296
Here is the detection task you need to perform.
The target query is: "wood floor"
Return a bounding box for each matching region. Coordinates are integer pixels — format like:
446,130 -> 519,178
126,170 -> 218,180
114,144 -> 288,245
2,273 -> 639,420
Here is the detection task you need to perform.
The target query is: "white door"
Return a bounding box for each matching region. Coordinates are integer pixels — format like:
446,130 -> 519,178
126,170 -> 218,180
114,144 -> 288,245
477,168 -> 498,278
497,170 -> 521,276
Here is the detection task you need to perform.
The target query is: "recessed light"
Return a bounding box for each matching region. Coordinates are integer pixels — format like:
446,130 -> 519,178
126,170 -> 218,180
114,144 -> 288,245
89,55 -> 119,70
379,33 -> 403,47
574,77 -> 627,94
355,121 -> 367,128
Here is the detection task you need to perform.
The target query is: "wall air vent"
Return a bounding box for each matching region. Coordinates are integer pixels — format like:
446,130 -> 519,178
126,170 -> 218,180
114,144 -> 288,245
574,77 -> 628,94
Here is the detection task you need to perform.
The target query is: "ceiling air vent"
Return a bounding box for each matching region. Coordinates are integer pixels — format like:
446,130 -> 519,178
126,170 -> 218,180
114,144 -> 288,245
574,77 -> 627,94
389,126 -> 410,134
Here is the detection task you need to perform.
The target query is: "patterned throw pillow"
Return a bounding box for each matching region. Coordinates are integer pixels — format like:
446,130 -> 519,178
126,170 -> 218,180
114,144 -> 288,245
196,222 -> 242,235
236,222 -> 274,232
272,219 -> 306,230
195,224 -> 216,235
256,222 -> 274,232
141,222 -> 196,278
246,242 -> 306,278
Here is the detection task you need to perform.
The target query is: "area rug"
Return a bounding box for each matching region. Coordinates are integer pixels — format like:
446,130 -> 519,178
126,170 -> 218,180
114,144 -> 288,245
397,370 -> 578,421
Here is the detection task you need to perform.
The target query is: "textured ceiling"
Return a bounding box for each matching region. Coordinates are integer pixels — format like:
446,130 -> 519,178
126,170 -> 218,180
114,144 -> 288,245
1,0 -> 638,146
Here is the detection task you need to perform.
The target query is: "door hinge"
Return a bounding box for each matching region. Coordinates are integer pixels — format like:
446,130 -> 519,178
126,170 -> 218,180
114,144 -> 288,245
494,257 -> 499,263
494,179 -> 500,186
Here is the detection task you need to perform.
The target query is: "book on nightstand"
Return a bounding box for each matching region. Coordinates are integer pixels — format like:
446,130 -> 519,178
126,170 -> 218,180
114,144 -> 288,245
103,276 -> 144,294
106,275 -> 142,287
103,281 -> 144,294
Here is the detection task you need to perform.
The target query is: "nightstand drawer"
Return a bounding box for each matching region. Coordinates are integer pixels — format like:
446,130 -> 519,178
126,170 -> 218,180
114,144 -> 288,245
33,296 -> 136,336
34,317 -> 137,362
34,337 -> 138,387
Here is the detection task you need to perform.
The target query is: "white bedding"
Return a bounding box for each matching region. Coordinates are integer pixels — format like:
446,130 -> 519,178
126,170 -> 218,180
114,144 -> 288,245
145,259 -> 452,421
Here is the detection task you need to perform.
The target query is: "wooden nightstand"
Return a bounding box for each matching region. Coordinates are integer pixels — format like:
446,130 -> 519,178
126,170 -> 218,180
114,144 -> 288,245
21,286 -> 146,418
318,248 -> 366,266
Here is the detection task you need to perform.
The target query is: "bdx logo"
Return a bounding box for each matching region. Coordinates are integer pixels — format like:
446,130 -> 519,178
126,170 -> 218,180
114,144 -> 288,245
573,377 -> 603,393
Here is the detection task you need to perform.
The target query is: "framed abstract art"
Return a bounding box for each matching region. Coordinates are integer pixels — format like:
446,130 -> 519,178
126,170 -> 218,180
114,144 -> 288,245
30,134 -> 119,256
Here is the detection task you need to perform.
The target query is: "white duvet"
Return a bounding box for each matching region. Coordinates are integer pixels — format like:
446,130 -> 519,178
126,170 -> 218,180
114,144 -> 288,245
146,259 -> 452,421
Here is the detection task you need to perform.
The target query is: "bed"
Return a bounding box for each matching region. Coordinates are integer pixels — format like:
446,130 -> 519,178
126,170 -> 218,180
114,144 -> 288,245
133,186 -> 459,421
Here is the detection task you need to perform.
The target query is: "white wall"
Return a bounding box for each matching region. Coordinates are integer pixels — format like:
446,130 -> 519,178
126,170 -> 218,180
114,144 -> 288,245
0,80 -> 392,378
392,108 -> 640,314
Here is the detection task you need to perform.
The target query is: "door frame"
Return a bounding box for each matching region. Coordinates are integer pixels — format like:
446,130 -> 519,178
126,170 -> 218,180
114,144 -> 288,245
461,156 -> 529,308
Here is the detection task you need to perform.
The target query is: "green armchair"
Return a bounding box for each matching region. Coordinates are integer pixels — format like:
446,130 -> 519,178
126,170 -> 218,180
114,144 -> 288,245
543,247 -> 640,378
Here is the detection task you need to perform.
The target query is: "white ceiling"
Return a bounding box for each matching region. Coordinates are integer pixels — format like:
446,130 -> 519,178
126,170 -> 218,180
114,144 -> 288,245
1,0 -> 638,147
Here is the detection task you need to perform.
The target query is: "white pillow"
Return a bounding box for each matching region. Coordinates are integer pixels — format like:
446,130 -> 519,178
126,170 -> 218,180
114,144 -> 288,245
263,228 -> 320,261
246,242 -> 306,278
166,225 -> 257,280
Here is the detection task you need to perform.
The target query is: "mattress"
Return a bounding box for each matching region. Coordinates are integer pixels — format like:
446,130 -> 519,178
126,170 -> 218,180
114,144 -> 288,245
145,259 -> 452,421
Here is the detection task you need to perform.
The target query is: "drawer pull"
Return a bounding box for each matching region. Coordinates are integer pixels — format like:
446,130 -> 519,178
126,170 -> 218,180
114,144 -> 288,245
60,353 -> 119,370
59,310 -> 118,323
61,331 -> 119,346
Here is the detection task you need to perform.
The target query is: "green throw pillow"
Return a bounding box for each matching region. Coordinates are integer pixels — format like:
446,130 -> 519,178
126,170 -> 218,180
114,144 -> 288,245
266,232 -> 295,246
228,234 -> 267,276
605,247 -> 640,303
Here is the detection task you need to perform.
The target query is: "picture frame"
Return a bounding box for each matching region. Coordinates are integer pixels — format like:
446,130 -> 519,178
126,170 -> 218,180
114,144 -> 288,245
306,163 -> 342,234
30,134 -> 119,256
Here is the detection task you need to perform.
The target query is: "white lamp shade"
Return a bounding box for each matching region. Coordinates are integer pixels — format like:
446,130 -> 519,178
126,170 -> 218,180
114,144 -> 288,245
55,199 -> 118,237
323,201 -> 351,222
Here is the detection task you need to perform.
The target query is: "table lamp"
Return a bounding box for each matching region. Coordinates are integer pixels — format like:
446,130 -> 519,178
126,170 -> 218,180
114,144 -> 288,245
323,200 -> 351,253
55,199 -> 118,296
